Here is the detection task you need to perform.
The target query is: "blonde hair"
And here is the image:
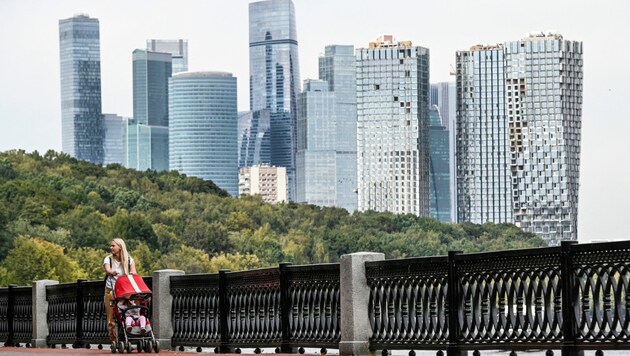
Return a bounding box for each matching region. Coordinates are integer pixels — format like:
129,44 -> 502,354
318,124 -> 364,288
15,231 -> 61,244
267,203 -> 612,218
111,238 -> 131,275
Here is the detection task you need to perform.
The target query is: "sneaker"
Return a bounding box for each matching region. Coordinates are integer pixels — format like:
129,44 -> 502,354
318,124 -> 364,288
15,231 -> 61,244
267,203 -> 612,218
126,326 -> 132,333
140,328 -> 146,335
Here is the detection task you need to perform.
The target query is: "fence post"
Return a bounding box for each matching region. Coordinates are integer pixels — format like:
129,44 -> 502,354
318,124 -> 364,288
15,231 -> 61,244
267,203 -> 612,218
339,252 -> 384,356
152,269 -> 185,351
4,284 -> 16,347
561,241 -> 583,356
219,269 -> 231,353
31,280 -> 58,348
279,262 -> 294,353
73,278 -> 87,348
447,251 -> 467,356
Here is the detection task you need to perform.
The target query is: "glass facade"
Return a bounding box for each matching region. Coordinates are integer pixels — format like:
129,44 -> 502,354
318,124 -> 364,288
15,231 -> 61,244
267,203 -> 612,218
456,46 -> 512,224
429,106 -> 451,222
146,39 -> 188,74
238,109 -> 271,168
356,36 -> 430,216
102,113 -> 127,166
169,72 -> 238,196
58,14 -> 103,164
456,33 -> 583,244
296,45 -> 357,212
249,0 -> 301,200
129,50 -> 172,171
431,82 -> 457,221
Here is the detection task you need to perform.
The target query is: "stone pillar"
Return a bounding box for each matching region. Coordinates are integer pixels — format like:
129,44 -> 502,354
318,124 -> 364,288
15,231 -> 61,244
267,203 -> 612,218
152,269 -> 185,350
339,252 -> 384,356
31,279 -> 58,348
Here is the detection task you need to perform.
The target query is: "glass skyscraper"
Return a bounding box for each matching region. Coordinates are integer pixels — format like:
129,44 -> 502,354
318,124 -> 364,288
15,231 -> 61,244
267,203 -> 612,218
429,106 -> 451,222
456,33 -> 583,244
102,113 -> 127,166
146,39 -> 188,74
58,14 -> 103,164
249,0 -> 301,200
296,45 -> 357,212
169,72 -> 238,196
356,35 -> 430,216
128,49 -> 172,171
238,109 -> 271,168
431,82 -> 457,221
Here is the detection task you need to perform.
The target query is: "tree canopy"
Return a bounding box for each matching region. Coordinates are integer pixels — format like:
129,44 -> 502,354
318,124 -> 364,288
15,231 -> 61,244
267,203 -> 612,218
0,150 -> 545,286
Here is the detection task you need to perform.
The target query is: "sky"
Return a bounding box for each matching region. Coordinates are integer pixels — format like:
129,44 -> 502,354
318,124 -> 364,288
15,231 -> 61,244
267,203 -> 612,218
0,0 -> 628,243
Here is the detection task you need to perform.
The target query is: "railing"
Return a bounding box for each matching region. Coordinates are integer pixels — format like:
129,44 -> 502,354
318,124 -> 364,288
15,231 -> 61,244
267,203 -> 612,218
170,262 -> 341,352
0,241 -> 627,356
365,241 -> 630,355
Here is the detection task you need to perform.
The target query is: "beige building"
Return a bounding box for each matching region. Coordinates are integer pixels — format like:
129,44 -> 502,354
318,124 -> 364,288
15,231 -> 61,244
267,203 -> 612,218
239,165 -> 288,203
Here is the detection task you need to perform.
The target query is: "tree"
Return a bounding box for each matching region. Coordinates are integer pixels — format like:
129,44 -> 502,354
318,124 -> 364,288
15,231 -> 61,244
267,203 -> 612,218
1,236 -> 83,285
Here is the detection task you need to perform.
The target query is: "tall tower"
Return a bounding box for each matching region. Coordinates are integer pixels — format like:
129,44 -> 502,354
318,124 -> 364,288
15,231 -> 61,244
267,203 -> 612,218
146,39 -> 188,74
58,14 -> 103,164
356,35 -> 430,216
249,0 -> 301,200
296,45 -> 357,212
456,33 -> 583,244
128,49 -> 172,171
169,72 -> 238,196
429,106 -> 451,222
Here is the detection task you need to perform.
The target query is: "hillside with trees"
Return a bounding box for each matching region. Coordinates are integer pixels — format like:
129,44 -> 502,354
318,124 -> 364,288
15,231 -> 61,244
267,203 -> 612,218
0,150 -> 545,285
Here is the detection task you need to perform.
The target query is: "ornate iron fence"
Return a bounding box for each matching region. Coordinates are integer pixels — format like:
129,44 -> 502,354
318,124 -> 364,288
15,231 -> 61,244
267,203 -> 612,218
170,263 -> 341,352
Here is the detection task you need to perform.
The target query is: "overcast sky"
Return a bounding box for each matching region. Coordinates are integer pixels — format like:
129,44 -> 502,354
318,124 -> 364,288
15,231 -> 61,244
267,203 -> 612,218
0,0 -> 628,242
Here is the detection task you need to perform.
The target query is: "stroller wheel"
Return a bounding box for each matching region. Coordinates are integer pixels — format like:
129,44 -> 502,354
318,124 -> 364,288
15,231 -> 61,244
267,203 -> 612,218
117,341 -> 124,354
110,343 -> 116,354
125,342 -> 131,354
153,340 -> 160,353
144,340 -> 153,353
136,340 -> 143,353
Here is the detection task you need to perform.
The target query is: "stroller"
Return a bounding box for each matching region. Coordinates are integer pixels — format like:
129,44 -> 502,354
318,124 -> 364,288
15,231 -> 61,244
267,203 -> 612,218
111,274 -> 159,353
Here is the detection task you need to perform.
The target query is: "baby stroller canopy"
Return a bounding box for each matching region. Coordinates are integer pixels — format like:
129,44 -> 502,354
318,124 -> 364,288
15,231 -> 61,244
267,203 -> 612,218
114,274 -> 152,299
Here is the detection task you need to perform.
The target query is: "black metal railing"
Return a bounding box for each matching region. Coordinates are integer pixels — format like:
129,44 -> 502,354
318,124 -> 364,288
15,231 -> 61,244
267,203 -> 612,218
170,262 -> 341,352
366,241 -> 630,355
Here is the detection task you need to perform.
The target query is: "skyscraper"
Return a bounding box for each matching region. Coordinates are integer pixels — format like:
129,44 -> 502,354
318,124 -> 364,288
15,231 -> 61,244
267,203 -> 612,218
102,113 -> 127,166
146,39 -> 188,74
58,14 -> 103,164
249,0 -> 301,200
456,32 -> 583,244
356,35 -> 430,216
296,45 -> 357,212
169,72 -> 238,196
431,82 -> 457,221
128,49 -> 172,171
428,106 -> 451,222
238,109 -> 271,168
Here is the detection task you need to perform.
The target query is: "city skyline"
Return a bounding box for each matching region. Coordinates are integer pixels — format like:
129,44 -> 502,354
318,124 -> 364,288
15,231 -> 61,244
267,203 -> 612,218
0,0 -> 628,242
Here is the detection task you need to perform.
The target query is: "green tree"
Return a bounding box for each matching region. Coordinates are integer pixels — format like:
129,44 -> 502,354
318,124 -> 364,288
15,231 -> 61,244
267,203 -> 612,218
1,236 -> 83,285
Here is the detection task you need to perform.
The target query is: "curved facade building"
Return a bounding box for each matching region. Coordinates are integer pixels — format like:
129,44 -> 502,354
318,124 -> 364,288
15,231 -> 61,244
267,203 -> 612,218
169,72 -> 238,195
249,0 -> 301,200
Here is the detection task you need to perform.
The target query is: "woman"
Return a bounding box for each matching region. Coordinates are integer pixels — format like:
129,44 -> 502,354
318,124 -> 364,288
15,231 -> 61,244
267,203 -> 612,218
103,238 -> 137,342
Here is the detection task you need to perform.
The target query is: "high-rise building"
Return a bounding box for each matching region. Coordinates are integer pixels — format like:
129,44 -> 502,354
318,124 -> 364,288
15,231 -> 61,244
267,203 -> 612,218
238,109 -> 271,168
431,82 -> 457,221
128,49 -> 172,171
169,72 -> 238,196
356,35 -> 430,216
296,45 -> 357,212
249,0 -> 301,200
456,32 -> 583,244
239,165 -> 288,203
102,113 -> 128,166
146,39 -> 188,74
58,14 -> 103,164
428,106 -> 451,222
